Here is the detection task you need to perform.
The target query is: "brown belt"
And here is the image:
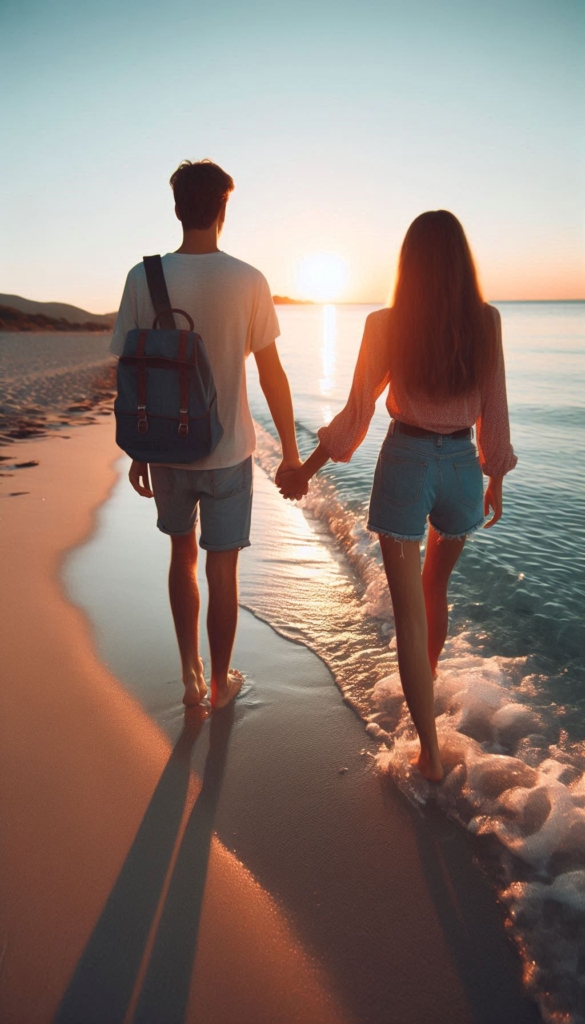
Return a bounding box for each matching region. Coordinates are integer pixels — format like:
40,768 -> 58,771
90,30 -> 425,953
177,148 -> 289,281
392,420 -> 472,440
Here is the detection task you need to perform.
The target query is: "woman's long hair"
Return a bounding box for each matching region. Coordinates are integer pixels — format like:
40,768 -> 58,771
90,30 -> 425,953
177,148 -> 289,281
390,211 -> 497,398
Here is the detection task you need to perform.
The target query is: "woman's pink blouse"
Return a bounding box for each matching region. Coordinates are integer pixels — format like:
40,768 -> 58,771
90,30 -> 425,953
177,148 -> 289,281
317,305 -> 518,478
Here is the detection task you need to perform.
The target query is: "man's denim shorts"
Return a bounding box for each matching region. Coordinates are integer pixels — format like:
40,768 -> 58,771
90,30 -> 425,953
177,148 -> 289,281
150,456 -> 253,551
367,424 -> 485,542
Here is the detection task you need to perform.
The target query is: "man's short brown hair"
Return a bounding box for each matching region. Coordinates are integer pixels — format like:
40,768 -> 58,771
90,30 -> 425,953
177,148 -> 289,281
170,159 -> 234,230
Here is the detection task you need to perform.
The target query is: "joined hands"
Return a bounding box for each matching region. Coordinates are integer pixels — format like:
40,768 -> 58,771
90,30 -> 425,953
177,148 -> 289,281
274,442 -> 330,501
274,457 -> 310,501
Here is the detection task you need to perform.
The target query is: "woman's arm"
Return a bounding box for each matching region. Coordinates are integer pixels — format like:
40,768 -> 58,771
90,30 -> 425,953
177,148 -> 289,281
483,474 -> 503,528
317,311 -> 391,464
279,312 -> 391,500
476,306 -> 517,480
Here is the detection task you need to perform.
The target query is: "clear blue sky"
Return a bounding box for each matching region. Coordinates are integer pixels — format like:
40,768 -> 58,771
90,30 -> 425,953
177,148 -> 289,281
1,0 -> 583,308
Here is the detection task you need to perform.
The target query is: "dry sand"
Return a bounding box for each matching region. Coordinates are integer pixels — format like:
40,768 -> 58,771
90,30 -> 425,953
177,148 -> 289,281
0,331 -> 115,442
0,347 -> 541,1023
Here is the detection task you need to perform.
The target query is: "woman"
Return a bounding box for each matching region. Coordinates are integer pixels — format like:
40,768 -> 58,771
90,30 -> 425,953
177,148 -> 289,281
279,211 -> 517,782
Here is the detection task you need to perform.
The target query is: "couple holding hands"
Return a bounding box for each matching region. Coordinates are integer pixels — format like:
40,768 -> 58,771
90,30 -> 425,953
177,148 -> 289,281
110,159 -> 516,783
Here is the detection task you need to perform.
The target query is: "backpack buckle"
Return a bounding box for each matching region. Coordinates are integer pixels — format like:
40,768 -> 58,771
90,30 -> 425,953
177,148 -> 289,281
137,404 -> 148,433
178,408 -> 189,438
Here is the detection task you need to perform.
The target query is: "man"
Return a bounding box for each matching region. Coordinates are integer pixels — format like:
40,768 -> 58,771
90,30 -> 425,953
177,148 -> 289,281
109,159 -> 305,709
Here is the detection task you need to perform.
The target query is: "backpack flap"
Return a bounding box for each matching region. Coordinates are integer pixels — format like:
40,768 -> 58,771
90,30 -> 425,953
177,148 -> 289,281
120,325 -> 199,362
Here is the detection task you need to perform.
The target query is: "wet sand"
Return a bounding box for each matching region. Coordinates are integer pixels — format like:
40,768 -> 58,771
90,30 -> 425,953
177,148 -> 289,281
0,329 -> 541,1024
0,422 -> 348,1024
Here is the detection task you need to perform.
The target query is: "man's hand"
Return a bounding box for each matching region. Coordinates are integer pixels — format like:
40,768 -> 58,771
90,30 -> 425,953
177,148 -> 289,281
129,460 -> 153,498
278,467 -> 309,501
483,475 -> 503,528
275,456 -> 303,487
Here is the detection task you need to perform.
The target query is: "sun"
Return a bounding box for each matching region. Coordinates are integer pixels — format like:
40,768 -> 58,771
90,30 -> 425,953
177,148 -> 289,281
296,252 -> 348,303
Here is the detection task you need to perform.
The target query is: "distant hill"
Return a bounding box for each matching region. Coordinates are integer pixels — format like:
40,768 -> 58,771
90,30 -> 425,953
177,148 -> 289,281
0,304 -> 112,333
0,294 -> 116,328
0,291 -> 312,332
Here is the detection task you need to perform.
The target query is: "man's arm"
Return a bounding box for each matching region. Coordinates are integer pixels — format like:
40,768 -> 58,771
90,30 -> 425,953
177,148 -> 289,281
253,342 -> 305,488
109,266 -> 155,498
129,461 -> 153,497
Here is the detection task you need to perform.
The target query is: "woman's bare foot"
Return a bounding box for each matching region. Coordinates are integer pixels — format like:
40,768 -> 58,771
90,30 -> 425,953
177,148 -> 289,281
211,669 -> 244,710
412,747 -> 444,783
183,658 -> 208,707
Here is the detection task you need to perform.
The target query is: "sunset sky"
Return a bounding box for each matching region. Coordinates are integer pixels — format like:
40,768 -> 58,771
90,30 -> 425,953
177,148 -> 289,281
1,0 -> 583,309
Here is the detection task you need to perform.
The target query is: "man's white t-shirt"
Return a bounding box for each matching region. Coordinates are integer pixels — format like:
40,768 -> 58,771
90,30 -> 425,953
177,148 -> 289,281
109,251 -> 280,470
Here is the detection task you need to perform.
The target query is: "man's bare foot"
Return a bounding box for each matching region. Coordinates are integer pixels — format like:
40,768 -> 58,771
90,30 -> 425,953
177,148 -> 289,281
182,679 -> 200,707
411,747 -> 444,783
195,658 -> 208,701
183,658 -> 208,708
211,669 -> 244,710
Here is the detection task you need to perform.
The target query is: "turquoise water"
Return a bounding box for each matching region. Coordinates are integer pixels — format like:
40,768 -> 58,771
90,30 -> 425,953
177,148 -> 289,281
246,301 -> 585,1024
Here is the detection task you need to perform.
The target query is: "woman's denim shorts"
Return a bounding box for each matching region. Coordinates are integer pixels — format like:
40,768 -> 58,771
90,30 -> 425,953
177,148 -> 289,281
367,423 -> 485,542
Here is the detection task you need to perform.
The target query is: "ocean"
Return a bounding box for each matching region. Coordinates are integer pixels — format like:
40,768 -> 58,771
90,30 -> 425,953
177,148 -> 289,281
245,301 -> 585,1024
247,303 -> 584,715
61,300 -> 584,1023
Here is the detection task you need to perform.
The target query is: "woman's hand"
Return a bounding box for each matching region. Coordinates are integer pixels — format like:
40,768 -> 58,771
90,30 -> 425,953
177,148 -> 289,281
483,475 -> 503,528
129,460 -> 153,498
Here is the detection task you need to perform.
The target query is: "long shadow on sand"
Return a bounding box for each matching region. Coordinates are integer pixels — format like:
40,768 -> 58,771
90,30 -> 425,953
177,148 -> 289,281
53,706 -> 234,1024
132,707 -> 234,1024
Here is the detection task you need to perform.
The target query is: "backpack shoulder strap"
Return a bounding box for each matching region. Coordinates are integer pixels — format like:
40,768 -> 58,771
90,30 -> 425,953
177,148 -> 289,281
143,255 -> 176,329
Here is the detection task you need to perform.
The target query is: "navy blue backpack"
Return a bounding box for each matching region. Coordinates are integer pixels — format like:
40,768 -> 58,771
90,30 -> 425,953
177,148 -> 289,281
114,255 -> 223,463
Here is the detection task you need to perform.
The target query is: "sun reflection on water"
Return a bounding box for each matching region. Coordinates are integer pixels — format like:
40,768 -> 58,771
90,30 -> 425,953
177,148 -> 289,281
320,304 -> 336,396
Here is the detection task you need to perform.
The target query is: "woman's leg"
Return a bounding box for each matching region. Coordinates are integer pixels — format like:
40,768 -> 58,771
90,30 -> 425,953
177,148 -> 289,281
379,535 -> 443,781
422,526 -> 466,678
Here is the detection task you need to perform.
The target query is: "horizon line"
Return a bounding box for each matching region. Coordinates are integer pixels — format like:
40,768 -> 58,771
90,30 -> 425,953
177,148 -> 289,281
3,292 -> 584,318
283,297 -> 585,305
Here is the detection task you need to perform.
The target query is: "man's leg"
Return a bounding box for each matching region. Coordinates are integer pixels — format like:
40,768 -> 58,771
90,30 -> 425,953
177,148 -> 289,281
205,548 -> 243,709
169,531 -> 207,707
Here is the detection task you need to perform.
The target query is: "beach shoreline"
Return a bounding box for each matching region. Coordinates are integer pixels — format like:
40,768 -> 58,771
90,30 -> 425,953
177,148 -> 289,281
0,416 -> 540,1023
0,423 -> 348,1024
